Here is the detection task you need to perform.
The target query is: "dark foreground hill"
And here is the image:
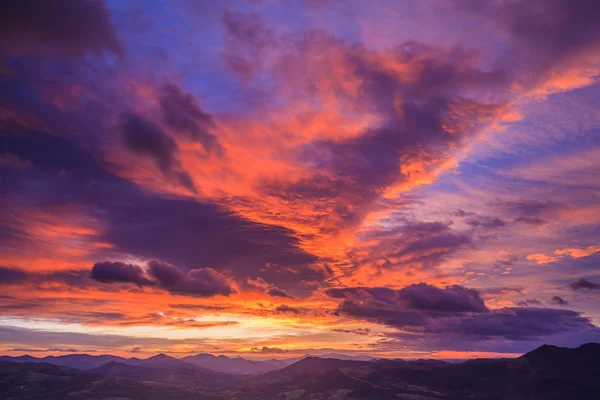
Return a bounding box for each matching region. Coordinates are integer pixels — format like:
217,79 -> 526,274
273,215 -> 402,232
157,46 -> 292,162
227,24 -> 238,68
0,361 -> 209,400
1,343 -> 599,399
90,360 -> 245,389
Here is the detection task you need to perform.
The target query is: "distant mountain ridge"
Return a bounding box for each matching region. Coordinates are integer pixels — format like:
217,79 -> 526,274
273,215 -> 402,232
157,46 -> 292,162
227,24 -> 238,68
0,351 -> 352,375
1,343 -> 600,399
0,352 -> 287,374
181,352 -> 290,374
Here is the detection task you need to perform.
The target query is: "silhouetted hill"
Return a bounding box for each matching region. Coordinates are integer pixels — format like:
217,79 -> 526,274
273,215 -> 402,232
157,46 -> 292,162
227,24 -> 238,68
255,356 -> 373,383
2,343 -> 599,399
0,361 -> 204,400
90,360 -> 244,389
133,353 -> 196,369
181,353 -> 285,375
0,353 -> 126,370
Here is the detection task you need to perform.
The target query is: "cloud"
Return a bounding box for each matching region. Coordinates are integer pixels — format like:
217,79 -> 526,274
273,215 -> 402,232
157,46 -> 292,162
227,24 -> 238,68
464,216 -> 505,229
570,278 -> 600,290
328,283 -> 599,344
266,287 -> 294,298
89,260 -> 236,298
0,0 -> 121,57
517,299 -> 542,307
222,12 -> 274,80
2,130 -> 324,293
90,260 -> 237,298
119,112 -> 196,193
250,346 -> 289,354
527,253 -> 558,264
550,296 -> 569,305
159,84 -> 222,155
91,262 -> 151,286
0,266 -> 91,289
148,260 -> 236,297
555,245 -> 600,259
527,245 -> 600,265
514,217 -> 549,226
0,266 -> 28,285
8,347 -> 95,353
331,328 -> 371,336
327,283 -> 488,315
274,305 -> 301,314
461,0 -> 600,95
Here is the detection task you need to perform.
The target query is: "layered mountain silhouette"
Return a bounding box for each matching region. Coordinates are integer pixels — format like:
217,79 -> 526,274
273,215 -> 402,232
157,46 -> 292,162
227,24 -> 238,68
1,343 -> 599,399
0,351 -> 287,374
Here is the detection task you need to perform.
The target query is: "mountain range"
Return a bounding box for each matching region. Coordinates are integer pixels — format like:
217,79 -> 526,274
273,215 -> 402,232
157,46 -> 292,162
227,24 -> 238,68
0,351 -> 292,375
1,343 -> 599,399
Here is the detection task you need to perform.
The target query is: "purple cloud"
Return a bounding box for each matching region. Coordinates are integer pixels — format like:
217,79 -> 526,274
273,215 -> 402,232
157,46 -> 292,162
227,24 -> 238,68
0,0 -> 121,57
119,113 -> 196,193
570,278 -> 600,290
147,260 -> 235,297
0,266 -> 28,285
159,84 -> 221,155
550,296 -> 569,305
328,283 -> 599,344
91,262 -> 150,286
266,287 -> 294,299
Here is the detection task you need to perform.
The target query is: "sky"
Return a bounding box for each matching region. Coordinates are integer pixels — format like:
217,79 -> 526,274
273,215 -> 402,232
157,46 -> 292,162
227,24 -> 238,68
0,0 -> 599,360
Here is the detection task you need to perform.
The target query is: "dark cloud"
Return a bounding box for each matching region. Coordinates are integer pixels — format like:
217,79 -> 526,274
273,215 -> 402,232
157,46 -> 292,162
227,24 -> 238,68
517,299 -> 542,307
514,217 -> 549,226
453,308 -> 595,341
550,296 -> 569,305
396,283 -> 488,313
0,266 -> 91,289
570,278 -> 600,290
481,287 -> 524,296
0,0 -> 121,57
327,283 -> 487,314
393,233 -> 472,268
8,348 -> 92,353
91,262 -> 151,286
328,283 -> 599,343
0,266 -> 28,285
266,287 -> 294,299
90,260 -> 237,298
2,130 -> 323,293
250,346 -> 289,354
147,260 -> 236,297
222,12 -> 274,80
119,112 -> 196,193
274,305 -> 301,314
100,193 -> 324,293
501,200 -> 565,219
159,84 -> 222,155
331,328 -> 371,336
461,0 -> 600,88
465,216 -> 505,229
349,221 -> 473,273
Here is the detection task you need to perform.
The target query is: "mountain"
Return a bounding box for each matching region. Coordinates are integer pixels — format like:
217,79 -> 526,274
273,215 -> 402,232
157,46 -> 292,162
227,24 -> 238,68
255,356 -> 374,383
315,352 -> 375,362
90,360 -> 244,389
132,353 -> 196,369
0,353 -> 126,370
181,353 -> 286,375
0,352 -> 289,375
2,343 -> 600,399
0,361 -> 203,400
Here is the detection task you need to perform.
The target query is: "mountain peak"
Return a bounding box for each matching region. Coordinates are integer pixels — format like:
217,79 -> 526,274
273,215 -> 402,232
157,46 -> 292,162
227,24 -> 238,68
147,353 -> 174,360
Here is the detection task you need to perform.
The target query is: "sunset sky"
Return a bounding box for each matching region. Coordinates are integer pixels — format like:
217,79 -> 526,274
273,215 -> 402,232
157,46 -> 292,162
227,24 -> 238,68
1,0 -> 600,360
